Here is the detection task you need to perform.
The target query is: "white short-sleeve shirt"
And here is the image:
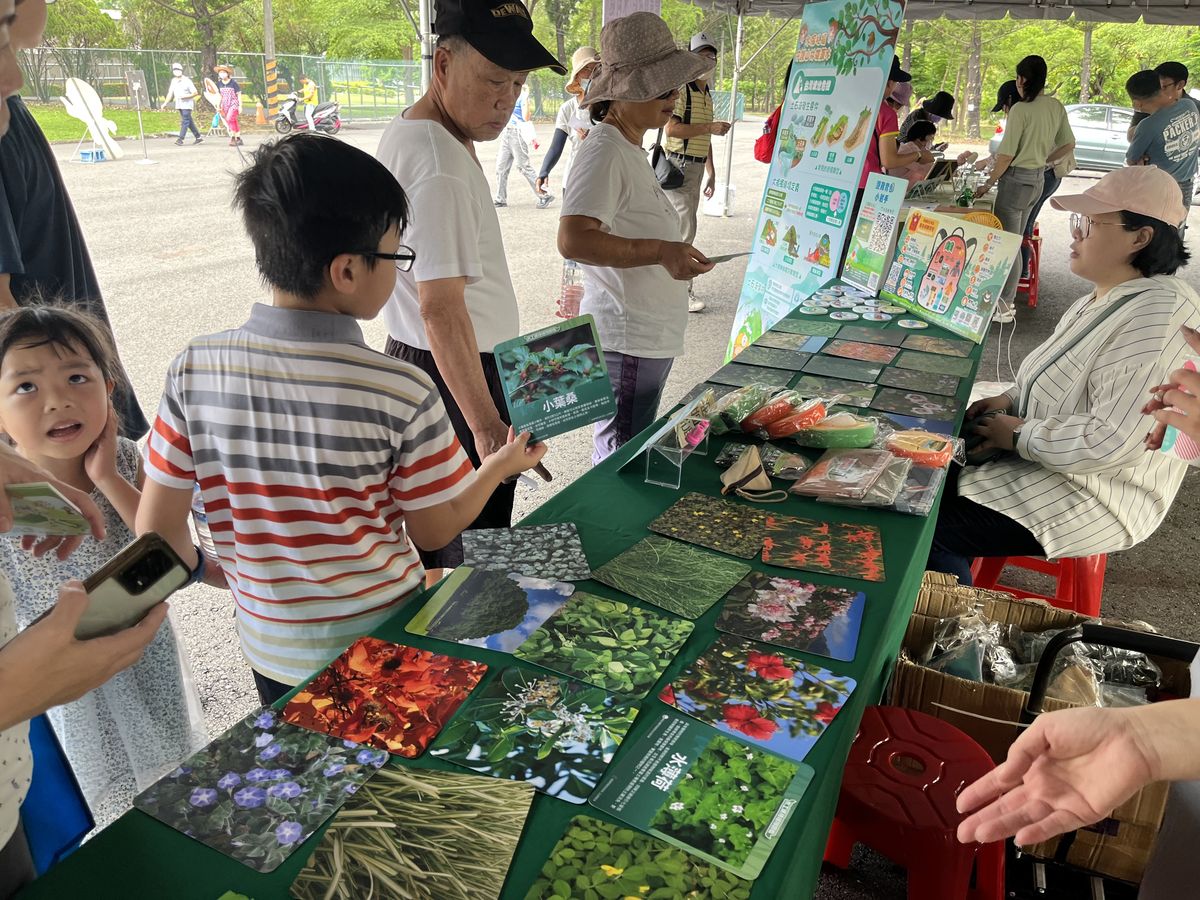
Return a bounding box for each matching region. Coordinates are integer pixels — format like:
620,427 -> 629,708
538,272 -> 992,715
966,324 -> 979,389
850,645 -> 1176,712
0,573 -> 32,846
376,116 -> 521,353
561,123 -> 687,359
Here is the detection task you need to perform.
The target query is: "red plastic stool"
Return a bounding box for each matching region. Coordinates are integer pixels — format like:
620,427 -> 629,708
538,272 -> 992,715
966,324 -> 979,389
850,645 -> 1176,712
970,554 -> 1107,617
824,706 -> 1004,900
1017,225 -> 1041,308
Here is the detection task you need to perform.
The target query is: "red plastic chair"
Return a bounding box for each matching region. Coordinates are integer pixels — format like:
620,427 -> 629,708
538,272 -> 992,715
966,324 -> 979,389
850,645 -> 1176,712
824,706 -> 1005,900
1017,225 -> 1041,308
969,554 -> 1107,617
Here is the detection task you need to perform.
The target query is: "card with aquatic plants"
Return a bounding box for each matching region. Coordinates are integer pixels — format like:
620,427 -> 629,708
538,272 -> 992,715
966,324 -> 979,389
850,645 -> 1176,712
291,764 -> 535,900
515,591 -> 694,697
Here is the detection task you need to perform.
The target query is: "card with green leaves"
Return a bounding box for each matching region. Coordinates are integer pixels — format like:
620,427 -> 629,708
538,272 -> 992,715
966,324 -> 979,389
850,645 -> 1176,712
494,314 -> 616,441
591,536 -> 752,618
430,667 -> 638,804
525,815 -> 754,900
514,591 -> 694,697
589,708 -> 813,879
769,318 -> 842,337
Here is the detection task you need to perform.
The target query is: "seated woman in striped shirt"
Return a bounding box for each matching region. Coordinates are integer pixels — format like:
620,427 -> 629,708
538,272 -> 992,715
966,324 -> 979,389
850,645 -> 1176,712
928,165 -> 1200,585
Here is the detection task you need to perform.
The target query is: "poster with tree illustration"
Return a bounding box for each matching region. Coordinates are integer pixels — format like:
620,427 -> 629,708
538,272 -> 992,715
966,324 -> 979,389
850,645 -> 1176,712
727,0 -> 906,362
430,667 -> 638,804
660,636 -> 856,763
494,314 -> 616,441
590,708 -> 814,879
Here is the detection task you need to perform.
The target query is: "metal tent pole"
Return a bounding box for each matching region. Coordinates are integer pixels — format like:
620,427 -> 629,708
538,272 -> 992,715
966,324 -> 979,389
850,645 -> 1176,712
419,0 -> 434,93
721,7 -> 745,217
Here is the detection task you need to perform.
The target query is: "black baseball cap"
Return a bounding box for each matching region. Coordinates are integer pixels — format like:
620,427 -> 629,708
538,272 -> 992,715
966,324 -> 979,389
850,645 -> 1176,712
889,57 -> 911,83
992,80 -> 1020,112
435,0 -> 567,75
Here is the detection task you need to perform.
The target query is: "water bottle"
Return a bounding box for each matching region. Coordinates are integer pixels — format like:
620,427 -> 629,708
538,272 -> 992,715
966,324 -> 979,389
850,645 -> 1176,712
191,483 -> 218,564
557,258 -> 583,319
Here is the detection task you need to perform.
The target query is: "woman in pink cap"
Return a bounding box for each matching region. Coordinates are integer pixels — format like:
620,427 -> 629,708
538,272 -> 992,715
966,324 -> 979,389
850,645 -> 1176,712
928,165 -> 1200,585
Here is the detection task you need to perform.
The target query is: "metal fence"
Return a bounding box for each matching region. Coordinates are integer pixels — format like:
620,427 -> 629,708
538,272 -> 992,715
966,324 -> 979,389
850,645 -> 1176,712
18,46 -> 743,123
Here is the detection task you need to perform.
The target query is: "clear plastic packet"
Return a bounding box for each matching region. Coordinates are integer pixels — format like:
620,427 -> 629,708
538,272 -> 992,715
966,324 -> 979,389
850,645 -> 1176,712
891,464 -> 946,517
926,612 -> 1001,682
1005,625 -> 1163,688
886,429 -> 966,468
993,656 -> 1103,705
740,390 -> 808,432
789,448 -> 893,501
1100,683 -> 1150,708
821,455 -> 912,508
768,448 -> 812,480
714,441 -> 753,467
791,412 -> 878,449
761,398 -> 832,439
710,384 -> 776,435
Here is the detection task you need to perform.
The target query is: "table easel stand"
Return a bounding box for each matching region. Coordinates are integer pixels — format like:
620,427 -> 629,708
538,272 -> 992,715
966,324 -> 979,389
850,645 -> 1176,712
134,85 -> 157,166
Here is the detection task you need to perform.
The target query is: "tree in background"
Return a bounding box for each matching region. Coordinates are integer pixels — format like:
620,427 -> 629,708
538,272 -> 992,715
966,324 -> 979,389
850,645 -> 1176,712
39,0 -> 122,94
142,0 -> 250,77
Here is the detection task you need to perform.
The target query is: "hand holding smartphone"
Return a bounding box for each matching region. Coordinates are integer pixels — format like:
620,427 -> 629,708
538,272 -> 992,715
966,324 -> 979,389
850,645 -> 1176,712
75,533 -> 190,640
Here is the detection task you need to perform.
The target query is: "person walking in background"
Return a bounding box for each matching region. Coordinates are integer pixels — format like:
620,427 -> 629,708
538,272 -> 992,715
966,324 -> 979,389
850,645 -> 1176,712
214,65 -> 242,146
900,90 -> 955,141
299,73 -> 319,133
559,12 -> 715,463
0,0 -> 150,439
495,84 -> 551,209
664,32 -> 729,314
977,56 -> 1074,324
537,46 -> 599,198
164,63 -> 202,146
1126,69 -> 1200,218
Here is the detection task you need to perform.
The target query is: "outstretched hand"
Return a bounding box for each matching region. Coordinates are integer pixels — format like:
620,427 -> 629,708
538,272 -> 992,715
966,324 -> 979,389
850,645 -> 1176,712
956,706 -> 1157,846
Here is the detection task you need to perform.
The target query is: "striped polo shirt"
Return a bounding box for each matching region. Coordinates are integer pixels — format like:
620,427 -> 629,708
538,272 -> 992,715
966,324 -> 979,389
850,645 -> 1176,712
665,82 -> 714,161
145,304 -> 473,684
959,275 -> 1200,559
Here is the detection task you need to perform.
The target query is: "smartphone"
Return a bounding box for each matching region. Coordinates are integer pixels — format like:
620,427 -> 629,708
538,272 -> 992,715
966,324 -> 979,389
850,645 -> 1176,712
76,533 -> 189,640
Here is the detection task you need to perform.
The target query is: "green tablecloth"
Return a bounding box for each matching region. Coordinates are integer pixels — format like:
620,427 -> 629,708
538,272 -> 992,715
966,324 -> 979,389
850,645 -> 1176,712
24,322 -> 980,900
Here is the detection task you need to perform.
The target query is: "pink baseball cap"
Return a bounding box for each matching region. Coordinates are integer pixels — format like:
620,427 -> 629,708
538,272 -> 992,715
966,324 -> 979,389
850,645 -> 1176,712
1050,166 -> 1187,227
890,82 -> 913,106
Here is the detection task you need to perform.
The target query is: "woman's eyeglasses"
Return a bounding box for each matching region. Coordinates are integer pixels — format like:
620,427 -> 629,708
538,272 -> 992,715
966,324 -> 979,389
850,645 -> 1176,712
356,245 -> 417,272
1069,213 -> 1127,240
656,87 -> 681,100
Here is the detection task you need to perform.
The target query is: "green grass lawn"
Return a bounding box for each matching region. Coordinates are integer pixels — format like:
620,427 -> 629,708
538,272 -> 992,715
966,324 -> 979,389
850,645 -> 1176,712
25,102 -> 187,142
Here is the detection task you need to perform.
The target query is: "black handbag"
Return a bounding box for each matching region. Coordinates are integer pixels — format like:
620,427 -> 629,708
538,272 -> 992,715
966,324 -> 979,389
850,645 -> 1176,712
650,127 -> 684,190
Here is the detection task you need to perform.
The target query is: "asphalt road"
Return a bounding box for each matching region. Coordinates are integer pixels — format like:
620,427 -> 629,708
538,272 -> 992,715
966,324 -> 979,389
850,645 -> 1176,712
56,119 -> 1199,898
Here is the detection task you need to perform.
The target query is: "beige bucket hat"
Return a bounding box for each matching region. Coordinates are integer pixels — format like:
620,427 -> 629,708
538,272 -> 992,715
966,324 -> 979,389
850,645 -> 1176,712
582,12 -> 714,107
566,46 -> 601,94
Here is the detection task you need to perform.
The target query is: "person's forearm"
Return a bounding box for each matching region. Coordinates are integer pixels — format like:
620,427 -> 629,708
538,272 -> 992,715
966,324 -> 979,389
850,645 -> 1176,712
987,153 -> 1015,183
539,128 -> 568,179
0,274 -> 17,311
408,462 -> 508,550
420,297 -> 502,435
94,476 -> 140,533
1131,699 -> 1200,783
879,143 -> 923,170
1046,141 -> 1074,166
665,121 -> 714,140
134,484 -> 199,571
706,151 -> 716,182
559,226 -> 663,270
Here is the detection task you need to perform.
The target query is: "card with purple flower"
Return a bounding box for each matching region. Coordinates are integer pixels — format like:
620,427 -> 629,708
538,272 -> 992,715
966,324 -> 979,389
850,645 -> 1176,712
133,707 -> 387,872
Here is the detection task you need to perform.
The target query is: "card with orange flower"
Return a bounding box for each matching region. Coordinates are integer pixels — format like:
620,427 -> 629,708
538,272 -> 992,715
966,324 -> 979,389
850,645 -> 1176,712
659,636 -> 855,763
283,637 -> 488,758
760,513 -> 885,582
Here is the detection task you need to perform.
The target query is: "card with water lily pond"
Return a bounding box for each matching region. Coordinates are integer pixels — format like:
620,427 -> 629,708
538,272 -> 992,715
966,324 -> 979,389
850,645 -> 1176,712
755,331 -> 828,353
526,815 -> 754,900
589,708 -> 813,879
514,592 -> 693,697
132,707 -> 387,872
717,572 -> 866,662
430,667 -> 638,804
660,636 -> 856,764
282,637 -> 487,758
647,491 -> 770,559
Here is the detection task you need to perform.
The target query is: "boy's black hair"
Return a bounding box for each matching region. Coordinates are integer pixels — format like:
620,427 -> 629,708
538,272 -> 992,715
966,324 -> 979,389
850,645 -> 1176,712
1121,210 -> 1190,277
0,303 -> 123,387
232,134 -> 409,300
1156,61 -> 1189,85
906,120 -> 937,143
1127,70 -> 1163,102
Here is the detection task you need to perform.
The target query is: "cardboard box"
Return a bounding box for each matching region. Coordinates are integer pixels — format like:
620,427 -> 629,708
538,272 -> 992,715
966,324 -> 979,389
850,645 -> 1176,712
889,572 -> 1188,884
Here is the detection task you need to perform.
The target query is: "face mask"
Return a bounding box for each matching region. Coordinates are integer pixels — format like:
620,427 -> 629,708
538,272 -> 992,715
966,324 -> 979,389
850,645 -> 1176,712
580,78 -> 591,92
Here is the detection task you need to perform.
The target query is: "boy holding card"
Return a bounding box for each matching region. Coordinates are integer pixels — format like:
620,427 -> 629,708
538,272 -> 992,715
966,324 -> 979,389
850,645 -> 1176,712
137,135 -> 546,704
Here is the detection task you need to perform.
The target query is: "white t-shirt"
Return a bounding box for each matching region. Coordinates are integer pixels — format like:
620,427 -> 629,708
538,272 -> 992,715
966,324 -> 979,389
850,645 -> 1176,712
554,96 -> 589,183
0,573 -> 31,847
561,123 -> 687,359
166,76 -> 197,111
376,116 -> 520,353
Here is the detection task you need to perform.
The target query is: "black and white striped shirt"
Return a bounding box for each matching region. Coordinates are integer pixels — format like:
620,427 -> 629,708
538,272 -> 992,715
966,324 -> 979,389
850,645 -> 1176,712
959,275 -> 1200,559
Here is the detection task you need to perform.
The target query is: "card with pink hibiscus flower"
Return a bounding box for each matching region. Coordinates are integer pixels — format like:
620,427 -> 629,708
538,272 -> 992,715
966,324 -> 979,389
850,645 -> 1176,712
659,636 -> 856,763
716,572 -> 866,662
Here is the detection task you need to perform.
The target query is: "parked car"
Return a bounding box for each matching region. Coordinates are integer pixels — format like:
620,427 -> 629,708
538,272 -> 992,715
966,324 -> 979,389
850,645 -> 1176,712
988,103 -> 1135,172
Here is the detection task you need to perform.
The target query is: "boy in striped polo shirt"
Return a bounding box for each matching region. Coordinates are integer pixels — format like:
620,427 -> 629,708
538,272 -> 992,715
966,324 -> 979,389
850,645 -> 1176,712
137,134 -> 547,704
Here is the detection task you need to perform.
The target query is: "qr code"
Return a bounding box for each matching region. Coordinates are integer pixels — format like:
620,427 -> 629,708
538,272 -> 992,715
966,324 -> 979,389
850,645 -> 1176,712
951,308 -> 983,333
867,212 -> 897,254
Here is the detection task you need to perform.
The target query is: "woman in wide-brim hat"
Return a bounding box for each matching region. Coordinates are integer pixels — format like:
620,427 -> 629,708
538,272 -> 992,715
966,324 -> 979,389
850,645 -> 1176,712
537,46 -> 601,198
559,11 -> 715,464
900,89 -> 954,141
213,64 -> 243,145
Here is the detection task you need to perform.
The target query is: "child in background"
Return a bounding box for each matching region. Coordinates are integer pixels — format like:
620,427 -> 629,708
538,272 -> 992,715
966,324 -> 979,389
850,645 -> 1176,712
215,65 -> 242,146
887,120 -> 939,188
0,306 -> 205,829
137,134 -> 547,705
